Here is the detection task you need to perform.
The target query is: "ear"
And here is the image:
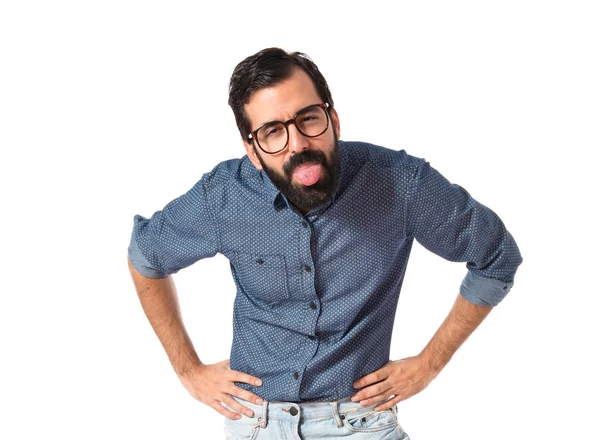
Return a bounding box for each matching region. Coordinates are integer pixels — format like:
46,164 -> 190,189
243,139 -> 263,170
330,107 -> 341,139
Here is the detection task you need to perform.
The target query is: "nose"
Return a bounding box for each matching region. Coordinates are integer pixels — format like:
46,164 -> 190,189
287,123 -> 310,155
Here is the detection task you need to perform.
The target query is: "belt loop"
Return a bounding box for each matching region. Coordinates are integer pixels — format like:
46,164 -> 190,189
258,400 -> 268,428
330,400 -> 344,428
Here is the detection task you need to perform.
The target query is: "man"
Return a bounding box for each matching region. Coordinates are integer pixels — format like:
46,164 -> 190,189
127,47 -> 523,439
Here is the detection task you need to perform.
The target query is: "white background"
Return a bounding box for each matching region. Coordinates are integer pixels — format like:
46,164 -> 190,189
1,1 -> 598,439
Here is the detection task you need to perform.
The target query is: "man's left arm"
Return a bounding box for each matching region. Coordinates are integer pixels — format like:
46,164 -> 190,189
351,157 -> 523,410
351,293 -> 491,410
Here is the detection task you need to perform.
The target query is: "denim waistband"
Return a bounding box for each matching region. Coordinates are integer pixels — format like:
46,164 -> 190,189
230,395 -> 397,429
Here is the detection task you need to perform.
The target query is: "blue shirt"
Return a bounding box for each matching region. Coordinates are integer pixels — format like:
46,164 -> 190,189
127,140 -> 523,402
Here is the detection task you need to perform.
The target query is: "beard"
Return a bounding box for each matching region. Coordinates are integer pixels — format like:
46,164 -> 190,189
254,133 -> 341,213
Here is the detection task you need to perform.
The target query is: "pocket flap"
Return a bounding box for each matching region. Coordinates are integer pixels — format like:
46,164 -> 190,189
234,252 -> 289,302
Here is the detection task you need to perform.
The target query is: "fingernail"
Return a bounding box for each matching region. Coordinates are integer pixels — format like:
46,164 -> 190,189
351,396 -> 358,402
255,379 -> 262,386
235,414 -> 241,419
256,398 -> 263,405
246,410 -> 254,417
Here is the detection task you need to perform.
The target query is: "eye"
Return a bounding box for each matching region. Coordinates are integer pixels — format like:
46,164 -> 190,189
299,115 -> 318,123
265,126 -> 283,137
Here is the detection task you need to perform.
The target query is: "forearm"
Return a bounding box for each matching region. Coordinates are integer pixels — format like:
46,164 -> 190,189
127,258 -> 201,376
419,292 -> 493,373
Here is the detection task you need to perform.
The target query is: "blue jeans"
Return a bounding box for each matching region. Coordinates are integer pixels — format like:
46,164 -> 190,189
224,396 -> 410,439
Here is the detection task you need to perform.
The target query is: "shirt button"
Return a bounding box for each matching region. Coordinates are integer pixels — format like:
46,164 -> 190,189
309,301 -> 317,310
303,265 -> 312,272
256,258 -> 264,265
301,220 -> 308,228
293,372 -> 299,380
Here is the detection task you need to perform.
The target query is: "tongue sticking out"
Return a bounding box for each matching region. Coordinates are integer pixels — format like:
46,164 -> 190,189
293,163 -> 322,186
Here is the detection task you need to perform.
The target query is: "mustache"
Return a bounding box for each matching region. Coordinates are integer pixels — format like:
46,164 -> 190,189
283,150 -> 328,176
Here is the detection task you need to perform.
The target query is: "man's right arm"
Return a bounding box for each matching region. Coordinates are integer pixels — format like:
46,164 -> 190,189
127,257 -> 264,419
127,257 -> 201,378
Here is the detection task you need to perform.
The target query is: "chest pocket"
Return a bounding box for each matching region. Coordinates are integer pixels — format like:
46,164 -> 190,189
234,252 -> 290,302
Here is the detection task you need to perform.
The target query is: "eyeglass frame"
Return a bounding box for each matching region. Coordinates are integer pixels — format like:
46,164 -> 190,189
247,102 -> 331,155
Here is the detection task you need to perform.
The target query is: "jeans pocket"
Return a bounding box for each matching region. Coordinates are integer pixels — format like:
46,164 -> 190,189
342,408 -> 399,433
223,416 -> 261,440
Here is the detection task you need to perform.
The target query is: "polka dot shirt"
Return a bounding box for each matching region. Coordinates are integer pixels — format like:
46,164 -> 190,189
127,140 -> 523,402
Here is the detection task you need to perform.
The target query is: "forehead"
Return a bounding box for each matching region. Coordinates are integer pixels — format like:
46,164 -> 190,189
245,68 -> 322,128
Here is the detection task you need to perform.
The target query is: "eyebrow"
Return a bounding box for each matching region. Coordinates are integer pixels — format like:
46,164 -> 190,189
254,103 -> 321,131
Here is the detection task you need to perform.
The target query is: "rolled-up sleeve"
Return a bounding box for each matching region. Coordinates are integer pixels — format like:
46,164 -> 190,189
127,173 -> 220,278
406,158 -> 523,306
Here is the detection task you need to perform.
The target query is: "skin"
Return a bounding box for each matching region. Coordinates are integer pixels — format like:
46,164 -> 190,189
128,66 -> 495,420
127,259 -> 264,420
351,293 -> 493,411
243,67 -> 495,411
242,67 -> 341,215
126,68 -> 340,421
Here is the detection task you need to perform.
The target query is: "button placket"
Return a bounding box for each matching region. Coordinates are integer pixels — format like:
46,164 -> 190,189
295,212 -> 319,347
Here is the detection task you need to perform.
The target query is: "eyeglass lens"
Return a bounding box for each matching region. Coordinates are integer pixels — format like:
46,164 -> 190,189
256,105 -> 328,153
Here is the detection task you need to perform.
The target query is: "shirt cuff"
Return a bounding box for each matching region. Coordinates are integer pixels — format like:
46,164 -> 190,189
459,271 -> 514,307
127,228 -> 168,279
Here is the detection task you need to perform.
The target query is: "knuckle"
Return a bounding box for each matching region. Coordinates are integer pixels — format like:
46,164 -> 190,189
225,385 -> 238,395
224,412 -> 239,420
214,404 -> 237,420
242,391 -> 258,402
230,372 -> 244,382
213,403 -> 227,415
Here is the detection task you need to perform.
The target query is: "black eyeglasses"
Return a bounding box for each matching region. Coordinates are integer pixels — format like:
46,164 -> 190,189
247,103 -> 330,154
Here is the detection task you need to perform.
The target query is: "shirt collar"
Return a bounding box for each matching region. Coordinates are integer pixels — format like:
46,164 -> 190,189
260,169 -> 287,209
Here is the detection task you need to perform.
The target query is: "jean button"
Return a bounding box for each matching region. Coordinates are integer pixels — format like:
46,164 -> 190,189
289,406 -> 298,416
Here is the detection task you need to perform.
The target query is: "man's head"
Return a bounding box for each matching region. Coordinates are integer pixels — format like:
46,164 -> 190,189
228,48 -> 341,213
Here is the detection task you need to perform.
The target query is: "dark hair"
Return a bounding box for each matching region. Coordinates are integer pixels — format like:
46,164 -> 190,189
228,47 -> 334,141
